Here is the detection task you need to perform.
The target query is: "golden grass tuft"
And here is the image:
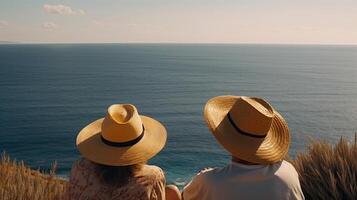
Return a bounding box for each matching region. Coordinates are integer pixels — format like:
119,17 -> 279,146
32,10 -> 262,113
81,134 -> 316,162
291,135 -> 357,200
0,152 -> 66,200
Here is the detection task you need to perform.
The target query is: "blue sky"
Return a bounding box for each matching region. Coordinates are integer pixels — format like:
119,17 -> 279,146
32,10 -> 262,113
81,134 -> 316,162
0,0 -> 356,44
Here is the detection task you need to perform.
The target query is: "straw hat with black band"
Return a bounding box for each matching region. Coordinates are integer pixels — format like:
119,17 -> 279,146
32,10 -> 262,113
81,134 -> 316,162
76,104 -> 167,166
204,95 -> 290,164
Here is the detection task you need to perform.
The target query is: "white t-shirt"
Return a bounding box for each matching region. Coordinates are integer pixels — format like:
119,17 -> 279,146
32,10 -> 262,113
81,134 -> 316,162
183,160 -> 304,200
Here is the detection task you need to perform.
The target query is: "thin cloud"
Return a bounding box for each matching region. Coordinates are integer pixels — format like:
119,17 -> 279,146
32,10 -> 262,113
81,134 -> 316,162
42,22 -> 58,30
91,20 -> 103,26
43,4 -> 86,15
91,19 -> 116,28
0,20 -> 9,28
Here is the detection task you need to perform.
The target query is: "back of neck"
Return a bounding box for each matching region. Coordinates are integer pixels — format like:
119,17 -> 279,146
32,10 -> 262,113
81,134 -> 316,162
232,157 -> 259,165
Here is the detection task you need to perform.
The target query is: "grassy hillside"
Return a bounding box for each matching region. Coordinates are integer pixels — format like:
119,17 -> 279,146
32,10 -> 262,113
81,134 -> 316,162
0,136 -> 356,200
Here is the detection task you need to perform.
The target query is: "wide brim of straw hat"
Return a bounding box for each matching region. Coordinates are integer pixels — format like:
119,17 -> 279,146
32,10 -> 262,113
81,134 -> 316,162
76,115 -> 167,166
204,95 -> 290,164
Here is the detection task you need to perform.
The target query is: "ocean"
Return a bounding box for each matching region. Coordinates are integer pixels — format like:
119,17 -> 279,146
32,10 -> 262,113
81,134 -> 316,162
0,44 -> 356,185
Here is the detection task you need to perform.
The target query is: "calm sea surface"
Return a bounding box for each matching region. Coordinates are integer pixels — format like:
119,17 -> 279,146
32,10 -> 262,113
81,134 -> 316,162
0,44 -> 356,184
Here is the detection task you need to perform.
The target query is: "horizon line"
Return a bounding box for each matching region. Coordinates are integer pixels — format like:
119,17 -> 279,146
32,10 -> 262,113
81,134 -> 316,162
1,42 -> 357,46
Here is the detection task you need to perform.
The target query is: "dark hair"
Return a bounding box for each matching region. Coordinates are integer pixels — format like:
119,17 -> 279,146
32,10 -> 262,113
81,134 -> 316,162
94,162 -> 144,186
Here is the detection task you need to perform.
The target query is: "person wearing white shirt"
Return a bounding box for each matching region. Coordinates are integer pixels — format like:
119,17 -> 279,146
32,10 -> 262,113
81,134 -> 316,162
183,95 -> 304,200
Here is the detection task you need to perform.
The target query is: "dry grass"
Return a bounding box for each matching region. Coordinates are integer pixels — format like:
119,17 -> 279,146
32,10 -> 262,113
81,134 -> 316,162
0,152 -> 66,200
291,135 -> 357,200
1,136 -> 356,200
